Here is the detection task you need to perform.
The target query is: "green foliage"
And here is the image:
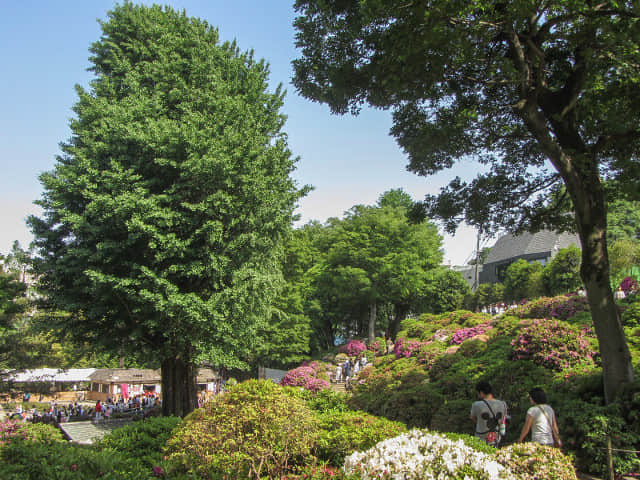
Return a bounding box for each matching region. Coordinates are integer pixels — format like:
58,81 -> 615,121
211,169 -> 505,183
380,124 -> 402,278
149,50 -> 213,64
557,399 -> 640,477
165,380 -> 318,479
607,199 -> 640,245
315,194 -> 444,340
303,388 -> 350,413
457,338 -> 489,357
98,417 -> 181,467
421,268 -> 470,314
495,443 -> 578,480
0,440 -> 157,480
609,238 -> 640,288
0,266 -> 29,373
442,432 -> 497,455
504,260 -> 544,302
429,399 -> 474,435
350,357 -> 437,428
542,246 -> 583,296
292,0 -> 638,402
283,190 -> 446,348
469,282 -> 505,309
622,303 -> 640,329
28,3 -> 304,414
314,410 -> 406,466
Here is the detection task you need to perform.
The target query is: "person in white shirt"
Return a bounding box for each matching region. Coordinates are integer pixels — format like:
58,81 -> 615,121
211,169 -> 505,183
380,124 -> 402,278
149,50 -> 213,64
518,387 -> 562,447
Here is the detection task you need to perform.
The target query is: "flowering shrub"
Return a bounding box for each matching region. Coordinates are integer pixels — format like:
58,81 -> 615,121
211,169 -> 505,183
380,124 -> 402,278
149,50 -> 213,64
512,295 -> 589,320
393,338 -> 430,359
0,421 -> 64,447
621,276 -> 639,295
549,295 -> 590,320
495,442 -> 578,480
511,319 -> 597,370
367,337 -> 386,355
165,380 -> 318,479
343,429 -> 513,479
340,339 -> 367,356
281,366 -> 330,392
450,323 -> 493,344
416,342 -> 449,367
0,421 -> 25,447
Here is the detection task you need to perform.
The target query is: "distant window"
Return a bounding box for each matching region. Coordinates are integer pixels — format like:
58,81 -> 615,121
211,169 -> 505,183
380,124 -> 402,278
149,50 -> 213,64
496,263 -> 511,282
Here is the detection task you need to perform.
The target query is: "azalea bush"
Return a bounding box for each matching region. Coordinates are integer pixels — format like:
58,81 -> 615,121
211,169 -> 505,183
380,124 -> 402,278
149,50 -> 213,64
450,323 -> 493,345
0,421 -> 64,448
393,338 -> 430,359
495,442 -> 578,480
165,380 -> 318,479
512,295 -> 590,321
340,339 -> 367,356
343,429 -> 513,480
556,399 -> 640,477
315,410 -> 406,466
97,417 -> 181,468
511,319 -> 597,371
620,276 -> 639,295
367,337 -> 386,355
622,303 -> 640,328
0,438 -> 154,480
549,295 -> 590,321
349,358 -> 437,428
281,366 -> 330,392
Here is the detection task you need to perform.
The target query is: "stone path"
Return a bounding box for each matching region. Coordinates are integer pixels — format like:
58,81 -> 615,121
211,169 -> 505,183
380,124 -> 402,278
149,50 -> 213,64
59,419 -> 132,445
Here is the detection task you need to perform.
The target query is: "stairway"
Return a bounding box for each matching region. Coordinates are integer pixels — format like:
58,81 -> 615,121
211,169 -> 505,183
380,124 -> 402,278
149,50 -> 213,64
329,382 -> 348,393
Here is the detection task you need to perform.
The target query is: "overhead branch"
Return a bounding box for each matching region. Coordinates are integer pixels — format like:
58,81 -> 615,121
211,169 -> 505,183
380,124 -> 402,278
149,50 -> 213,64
504,25 -> 531,97
593,129 -> 640,154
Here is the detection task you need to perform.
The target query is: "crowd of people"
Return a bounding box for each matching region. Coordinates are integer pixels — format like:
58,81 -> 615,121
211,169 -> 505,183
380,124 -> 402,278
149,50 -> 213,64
6,391 -> 160,424
94,392 -> 159,419
12,400 -> 92,424
332,355 -> 368,387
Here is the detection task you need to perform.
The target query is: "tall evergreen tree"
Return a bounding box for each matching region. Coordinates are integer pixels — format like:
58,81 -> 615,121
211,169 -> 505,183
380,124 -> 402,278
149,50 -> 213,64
29,4 -> 303,416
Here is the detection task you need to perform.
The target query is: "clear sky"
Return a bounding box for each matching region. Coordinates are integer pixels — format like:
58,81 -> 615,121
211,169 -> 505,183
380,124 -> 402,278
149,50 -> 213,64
0,0 -> 486,265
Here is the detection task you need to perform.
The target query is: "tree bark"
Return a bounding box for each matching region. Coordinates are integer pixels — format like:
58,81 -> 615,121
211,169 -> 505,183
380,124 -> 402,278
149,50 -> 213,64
368,301 -> 377,344
161,352 -> 198,417
388,304 -> 409,341
515,89 -> 635,403
569,177 -> 635,403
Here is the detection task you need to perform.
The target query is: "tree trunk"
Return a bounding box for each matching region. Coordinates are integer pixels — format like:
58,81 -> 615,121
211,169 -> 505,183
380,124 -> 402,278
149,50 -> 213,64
517,99 -> 635,403
388,305 -> 409,341
572,190 -> 635,403
552,149 -> 634,403
368,301 -> 376,344
161,353 -> 198,417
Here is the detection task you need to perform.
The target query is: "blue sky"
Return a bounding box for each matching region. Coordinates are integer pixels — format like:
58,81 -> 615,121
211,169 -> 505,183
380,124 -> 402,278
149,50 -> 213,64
0,1 -> 485,264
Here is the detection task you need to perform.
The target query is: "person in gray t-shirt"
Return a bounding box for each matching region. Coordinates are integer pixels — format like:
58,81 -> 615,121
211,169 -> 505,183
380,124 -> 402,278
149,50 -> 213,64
470,381 -> 508,446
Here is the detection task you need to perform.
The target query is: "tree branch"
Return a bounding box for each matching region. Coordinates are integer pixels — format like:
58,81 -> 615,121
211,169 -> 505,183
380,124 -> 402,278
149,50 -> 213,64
593,129 -> 640,154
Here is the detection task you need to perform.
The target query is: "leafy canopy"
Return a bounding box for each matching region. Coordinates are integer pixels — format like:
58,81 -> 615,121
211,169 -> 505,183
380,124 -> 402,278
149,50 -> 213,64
293,0 -> 640,232
29,3 -> 304,370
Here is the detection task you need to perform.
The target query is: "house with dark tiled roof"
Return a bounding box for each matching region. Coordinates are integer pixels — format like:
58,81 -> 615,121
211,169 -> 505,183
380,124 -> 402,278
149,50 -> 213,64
478,230 -> 580,285
87,368 -> 220,401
